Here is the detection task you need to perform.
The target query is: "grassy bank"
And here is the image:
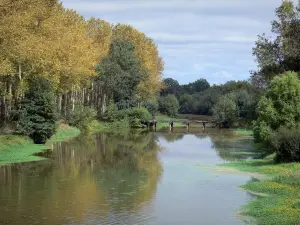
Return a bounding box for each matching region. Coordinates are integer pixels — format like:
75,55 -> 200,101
0,124 -> 80,166
155,114 -> 185,129
220,157 -> 300,225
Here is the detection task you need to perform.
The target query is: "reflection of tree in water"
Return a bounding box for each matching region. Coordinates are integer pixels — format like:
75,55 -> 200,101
0,131 -> 163,225
94,131 -> 163,212
209,133 -> 260,161
157,132 -> 185,143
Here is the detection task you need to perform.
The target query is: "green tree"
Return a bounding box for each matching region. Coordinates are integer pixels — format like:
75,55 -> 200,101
251,1 -> 300,90
161,78 -> 181,97
16,79 -> 57,144
97,39 -> 146,108
102,101 -> 119,122
122,107 -> 152,128
254,71 -> 300,143
179,94 -> 193,114
158,94 -> 179,117
141,99 -> 159,116
213,94 -> 237,127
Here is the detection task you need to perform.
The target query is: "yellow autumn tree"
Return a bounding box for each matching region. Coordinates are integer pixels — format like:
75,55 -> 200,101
87,18 -> 113,62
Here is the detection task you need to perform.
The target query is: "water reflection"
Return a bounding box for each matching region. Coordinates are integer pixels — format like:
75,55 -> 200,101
0,131 -> 163,225
157,128 -> 261,161
0,129 -> 257,225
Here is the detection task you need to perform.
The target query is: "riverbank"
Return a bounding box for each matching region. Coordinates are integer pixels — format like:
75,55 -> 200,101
0,124 -> 80,166
220,156 -> 300,225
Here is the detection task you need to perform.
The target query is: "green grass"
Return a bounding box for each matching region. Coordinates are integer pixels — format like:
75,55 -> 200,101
49,124 -> 80,142
155,114 -> 178,121
155,114 -> 187,129
234,128 -> 253,136
220,157 -> 300,224
0,124 -> 80,166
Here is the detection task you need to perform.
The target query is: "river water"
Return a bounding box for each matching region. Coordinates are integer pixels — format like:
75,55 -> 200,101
0,128 -> 258,225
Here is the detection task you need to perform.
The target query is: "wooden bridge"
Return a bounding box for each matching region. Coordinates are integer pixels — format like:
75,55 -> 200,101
145,119 -> 217,128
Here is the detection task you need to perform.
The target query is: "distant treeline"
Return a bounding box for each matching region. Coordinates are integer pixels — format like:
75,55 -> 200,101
159,78 -> 259,126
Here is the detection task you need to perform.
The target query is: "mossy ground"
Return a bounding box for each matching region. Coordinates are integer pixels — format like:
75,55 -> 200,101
0,124 -> 80,166
220,157 -> 300,225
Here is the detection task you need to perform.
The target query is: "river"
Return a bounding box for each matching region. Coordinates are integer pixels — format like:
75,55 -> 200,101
0,128 -> 258,225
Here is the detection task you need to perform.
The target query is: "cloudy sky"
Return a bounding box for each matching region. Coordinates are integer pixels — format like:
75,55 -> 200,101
62,0 -> 287,85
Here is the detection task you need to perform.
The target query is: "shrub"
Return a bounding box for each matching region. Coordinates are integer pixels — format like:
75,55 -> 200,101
269,126 -> 300,162
254,72 -> 300,143
16,78 -> 57,144
67,106 -> 97,132
119,107 -> 152,128
107,118 -> 130,131
253,120 -> 272,143
102,101 -> 118,122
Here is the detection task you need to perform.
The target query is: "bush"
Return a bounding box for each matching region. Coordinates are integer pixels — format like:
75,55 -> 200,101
269,126 -> 300,162
141,100 -> 159,116
158,94 -> 179,117
254,72 -> 300,143
120,107 -> 152,128
102,101 -> 118,122
67,106 -> 97,132
107,118 -> 130,131
253,120 -> 272,143
16,78 -> 57,144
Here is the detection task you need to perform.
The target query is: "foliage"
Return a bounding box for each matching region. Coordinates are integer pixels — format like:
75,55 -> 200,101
162,77 -> 258,120
102,101 -> 119,122
212,94 -> 237,127
182,78 -> 210,94
251,0 -> 300,90
179,94 -> 193,114
0,1 -> 164,124
161,78 -> 181,97
269,126 -> 300,162
16,79 -> 57,144
253,120 -> 272,144
141,99 -> 159,116
254,72 -> 300,143
158,94 -> 180,117
66,106 -> 97,132
97,39 -> 146,107
112,24 -> 164,101
119,107 -> 152,128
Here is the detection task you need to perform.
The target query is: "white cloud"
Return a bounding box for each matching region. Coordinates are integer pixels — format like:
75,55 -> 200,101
61,0 -> 287,84
62,0 -> 283,13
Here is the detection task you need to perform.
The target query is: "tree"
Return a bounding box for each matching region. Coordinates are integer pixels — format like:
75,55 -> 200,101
251,1 -> 300,90
253,71 -> 300,142
181,78 -> 210,94
190,78 -> 210,93
213,94 -> 237,127
141,99 -> 159,116
179,94 -> 193,114
97,39 -> 146,108
158,95 -> 179,117
16,78 -> 57,144
161,78 -> 181,97
112,24 -> 164,101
